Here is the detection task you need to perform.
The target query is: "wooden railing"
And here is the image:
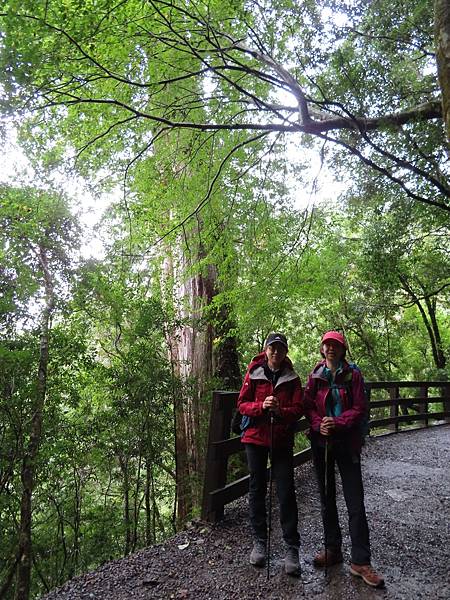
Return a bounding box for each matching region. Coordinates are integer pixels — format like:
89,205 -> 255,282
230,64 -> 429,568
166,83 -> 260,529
201,381 -> 450,522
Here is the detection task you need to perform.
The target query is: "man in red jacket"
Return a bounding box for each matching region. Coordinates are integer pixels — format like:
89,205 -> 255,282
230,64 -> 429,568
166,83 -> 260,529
304,330 -> 384,588
238,332 -> 303,576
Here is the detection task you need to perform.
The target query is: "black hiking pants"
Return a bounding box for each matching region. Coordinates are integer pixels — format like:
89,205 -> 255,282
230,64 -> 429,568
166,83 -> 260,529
245,443 -> 300,547
311,436 -> 371,565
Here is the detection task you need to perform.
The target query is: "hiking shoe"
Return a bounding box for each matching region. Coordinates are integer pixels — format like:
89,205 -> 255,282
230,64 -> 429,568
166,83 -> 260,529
313,547 -> 343,568
350,563 -> 385,588
249,539 -> 266,567
284,546 -> 301,577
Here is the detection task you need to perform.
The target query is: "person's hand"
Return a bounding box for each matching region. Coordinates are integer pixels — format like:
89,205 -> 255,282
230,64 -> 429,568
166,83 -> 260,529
320,416 -> 335,436
263,395 -> 280,415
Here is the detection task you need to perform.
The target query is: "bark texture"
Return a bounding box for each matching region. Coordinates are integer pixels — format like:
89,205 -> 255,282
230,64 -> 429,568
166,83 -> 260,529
15,245 -> 54,600
163,239 -> 216,524
164,234 -> 241,525
171,261 -> 217,519
435,0 -> 450,139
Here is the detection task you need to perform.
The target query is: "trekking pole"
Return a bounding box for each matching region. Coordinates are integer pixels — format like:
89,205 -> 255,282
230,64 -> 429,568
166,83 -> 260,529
267,412 -> 274,580
324,437 -> 329,578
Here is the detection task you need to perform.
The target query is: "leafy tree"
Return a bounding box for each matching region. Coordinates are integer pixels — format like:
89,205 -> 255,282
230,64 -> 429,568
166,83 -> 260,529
0,184 -> 80,599
356,202 -> 450,374
1,2 -> 447,525
0,0 -> 447,215
0,4 -> 449,598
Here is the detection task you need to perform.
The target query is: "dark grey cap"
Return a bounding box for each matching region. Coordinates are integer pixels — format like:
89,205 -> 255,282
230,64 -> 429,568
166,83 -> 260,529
264,332 -> 288,351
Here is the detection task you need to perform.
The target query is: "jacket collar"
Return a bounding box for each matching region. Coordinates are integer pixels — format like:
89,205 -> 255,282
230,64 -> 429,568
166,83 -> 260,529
249,361 -> 299,388
311,359 -> 350,381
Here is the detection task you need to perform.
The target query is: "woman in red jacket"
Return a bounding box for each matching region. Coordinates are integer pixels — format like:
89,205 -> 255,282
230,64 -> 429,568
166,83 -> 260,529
304,330 -> 384,588
237,332 -> 303,576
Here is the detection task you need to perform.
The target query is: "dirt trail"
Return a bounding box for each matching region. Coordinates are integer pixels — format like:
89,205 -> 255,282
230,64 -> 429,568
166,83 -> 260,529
42,425 -> 450,600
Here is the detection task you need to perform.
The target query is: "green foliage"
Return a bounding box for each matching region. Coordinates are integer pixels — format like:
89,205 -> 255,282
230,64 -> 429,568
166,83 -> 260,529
0,184 -> 80,331
0,1 -> 449,598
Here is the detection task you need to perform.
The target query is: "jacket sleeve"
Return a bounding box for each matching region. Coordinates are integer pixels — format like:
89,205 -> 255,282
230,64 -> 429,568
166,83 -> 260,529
237,370 -> 265,417
303,375 -> 322,432
333,369 -> 365,431
279,378 -> 303,423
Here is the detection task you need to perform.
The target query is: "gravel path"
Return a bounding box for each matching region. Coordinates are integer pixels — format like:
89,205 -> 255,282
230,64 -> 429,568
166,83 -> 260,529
42,425 -> 450,600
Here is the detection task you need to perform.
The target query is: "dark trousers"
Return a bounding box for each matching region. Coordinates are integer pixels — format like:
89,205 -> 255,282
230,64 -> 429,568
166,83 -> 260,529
311,437 -> 371,565
245,443 -> 300,547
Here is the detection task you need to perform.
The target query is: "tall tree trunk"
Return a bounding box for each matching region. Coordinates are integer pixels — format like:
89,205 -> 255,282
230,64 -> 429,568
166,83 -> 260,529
170,263 -> 216,518
131,453 -> 142,552
163,236 -> 240,525
163,248 -> 195,526
144,461 -> 153,546
15,245 -> 54,600
423,295 -> 446,369
117,454 -> 131,555
435,0 -> 450,139
72,466 -> 82,577
399,276 -> 446,370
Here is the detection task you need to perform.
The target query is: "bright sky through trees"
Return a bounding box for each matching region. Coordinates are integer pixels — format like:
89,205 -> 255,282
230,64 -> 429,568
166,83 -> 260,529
1,122 -> 344,259
1,126 -> 110,257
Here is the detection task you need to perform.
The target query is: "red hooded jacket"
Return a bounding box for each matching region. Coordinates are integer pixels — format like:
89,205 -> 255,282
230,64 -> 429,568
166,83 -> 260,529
237,352 -> 303,448
304,360 -> 366,454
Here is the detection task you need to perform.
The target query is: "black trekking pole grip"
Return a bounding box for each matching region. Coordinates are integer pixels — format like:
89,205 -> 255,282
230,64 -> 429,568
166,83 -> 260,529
267,412 -> 274,581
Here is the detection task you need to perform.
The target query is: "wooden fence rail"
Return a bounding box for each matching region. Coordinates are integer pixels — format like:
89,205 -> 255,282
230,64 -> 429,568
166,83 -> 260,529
201,381 -> 450,522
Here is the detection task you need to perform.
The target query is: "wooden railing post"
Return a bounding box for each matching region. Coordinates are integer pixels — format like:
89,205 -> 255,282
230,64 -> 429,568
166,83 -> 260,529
419,385 -> 428,427
389,386 -> 399,432
201,391 -> 236,522
366,386 -> 372,438
443,385 -> 450,424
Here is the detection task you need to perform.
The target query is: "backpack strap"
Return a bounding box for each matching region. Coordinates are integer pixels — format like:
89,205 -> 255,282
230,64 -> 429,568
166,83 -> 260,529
346,363 -> 370,441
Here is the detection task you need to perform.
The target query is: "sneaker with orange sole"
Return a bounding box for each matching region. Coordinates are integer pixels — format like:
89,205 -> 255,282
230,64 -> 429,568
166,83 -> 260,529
350,563 -> 385,588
